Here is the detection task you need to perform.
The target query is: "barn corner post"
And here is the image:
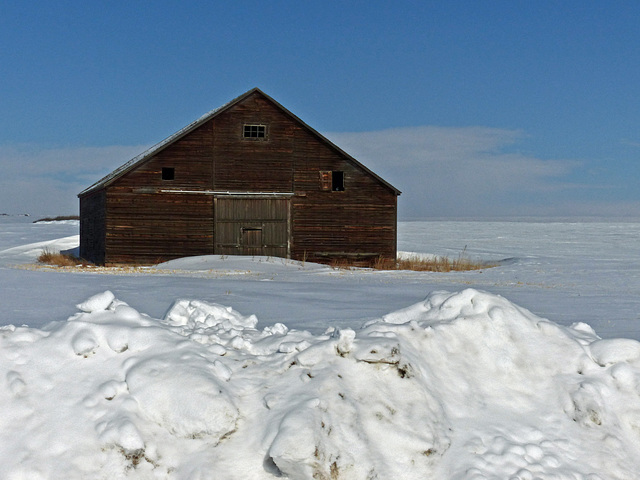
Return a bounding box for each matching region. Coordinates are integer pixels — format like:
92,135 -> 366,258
78,88 -> 400,266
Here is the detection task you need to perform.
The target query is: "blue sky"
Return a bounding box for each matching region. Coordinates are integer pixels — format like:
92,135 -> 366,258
1,1 -> 639,219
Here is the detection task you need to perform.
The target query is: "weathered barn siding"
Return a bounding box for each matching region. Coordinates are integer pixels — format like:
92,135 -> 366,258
212,94 -> 295,192
104,190 -> 214,264
291,124 -> 397,262
96,121 -> 216,264
79,88 -> 400,265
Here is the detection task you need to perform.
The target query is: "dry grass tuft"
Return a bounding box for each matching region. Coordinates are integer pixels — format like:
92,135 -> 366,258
37,248 -> 84,267
327,248 -> 496,272
379,255 -> 495,272
374,248 -> 496,272
329,258 -> 356,270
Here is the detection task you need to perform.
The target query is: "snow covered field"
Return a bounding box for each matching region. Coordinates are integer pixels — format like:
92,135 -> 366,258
1,217 -> 640,479
2,218 -> 639,341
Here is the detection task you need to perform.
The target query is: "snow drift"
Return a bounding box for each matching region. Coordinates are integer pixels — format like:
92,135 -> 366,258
1,288 -> 640,479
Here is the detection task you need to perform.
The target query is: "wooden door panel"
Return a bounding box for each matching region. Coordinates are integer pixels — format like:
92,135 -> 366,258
215,198 -> 290,257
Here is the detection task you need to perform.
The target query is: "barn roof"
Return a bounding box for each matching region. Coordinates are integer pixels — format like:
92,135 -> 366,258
78,88 -> 401,197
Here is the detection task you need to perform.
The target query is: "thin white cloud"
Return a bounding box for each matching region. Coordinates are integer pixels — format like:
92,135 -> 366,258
0,144 -> 147,215
326,126 -> 588,218
0,128 -> 632,219
0,144 -> 148,176
620,139 -> 640,148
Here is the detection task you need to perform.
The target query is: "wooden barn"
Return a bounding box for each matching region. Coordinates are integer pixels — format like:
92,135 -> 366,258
78,88 -> 401,265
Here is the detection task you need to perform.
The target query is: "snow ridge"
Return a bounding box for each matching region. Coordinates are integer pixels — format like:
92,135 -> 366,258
1,289 -> 640,479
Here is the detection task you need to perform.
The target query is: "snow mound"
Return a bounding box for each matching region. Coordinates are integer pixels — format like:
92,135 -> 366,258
0,234 -> 79,265
154,254 -> 328,274
76,290 -> 116,313
125,355 -> 238,441
1,289 -> 640,479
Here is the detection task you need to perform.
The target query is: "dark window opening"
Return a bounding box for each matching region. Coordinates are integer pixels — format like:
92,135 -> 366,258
243,124 -> 267,139
162,167 -> 175,180
332,171 -> 344,191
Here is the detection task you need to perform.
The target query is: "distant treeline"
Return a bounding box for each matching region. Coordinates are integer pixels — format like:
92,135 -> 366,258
33,215 -> 80,223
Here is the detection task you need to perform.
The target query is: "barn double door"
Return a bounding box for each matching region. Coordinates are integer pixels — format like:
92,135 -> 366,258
214,197 -> 290,257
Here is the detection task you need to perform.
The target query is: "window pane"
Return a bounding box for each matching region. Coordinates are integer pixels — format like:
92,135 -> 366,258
243,124 -> 266,139
162,167 -> 175,180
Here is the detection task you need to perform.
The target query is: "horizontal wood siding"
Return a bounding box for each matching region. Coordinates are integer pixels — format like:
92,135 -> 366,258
291,125 -> 397,263
79,189 -> 106,264
103,122 -> 215,264
104,189 -> 214,264
212,95 -> 294,192
113,122 -> 214,190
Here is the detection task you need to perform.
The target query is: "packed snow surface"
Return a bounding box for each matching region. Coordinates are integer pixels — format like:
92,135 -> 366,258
2,219 -> 640,478
3,288 -> 640,479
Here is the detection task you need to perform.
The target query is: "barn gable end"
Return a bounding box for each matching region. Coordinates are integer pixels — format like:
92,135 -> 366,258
79,88 -> 400,265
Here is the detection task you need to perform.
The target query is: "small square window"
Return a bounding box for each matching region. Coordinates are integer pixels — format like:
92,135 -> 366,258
162,167 -> 175,180
243,124 -> 267,139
